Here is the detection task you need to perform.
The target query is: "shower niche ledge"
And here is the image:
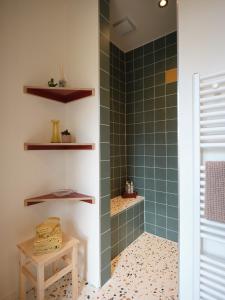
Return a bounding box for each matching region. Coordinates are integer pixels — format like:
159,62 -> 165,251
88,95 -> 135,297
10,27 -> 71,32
111,195 -> 144,216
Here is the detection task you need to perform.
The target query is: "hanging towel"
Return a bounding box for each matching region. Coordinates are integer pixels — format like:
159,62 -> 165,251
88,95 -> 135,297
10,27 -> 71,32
205,161 -> 225,223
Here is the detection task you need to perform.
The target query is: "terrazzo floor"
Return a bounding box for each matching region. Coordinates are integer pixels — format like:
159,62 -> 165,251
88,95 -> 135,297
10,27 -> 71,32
27,232 -> 178,299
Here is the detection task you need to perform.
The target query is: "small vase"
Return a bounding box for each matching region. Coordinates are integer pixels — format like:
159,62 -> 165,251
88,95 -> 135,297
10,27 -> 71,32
61,134 -> 71,143
51,120 -> 61,143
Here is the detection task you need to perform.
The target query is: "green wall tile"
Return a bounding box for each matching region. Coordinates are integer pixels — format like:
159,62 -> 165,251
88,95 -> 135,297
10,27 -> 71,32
166,32 -> 177,46
127,233 -> 134,245
156,215 -> 166,227
166,44 -> 177,58
144,53 -> 154,65
145,223 -> 156,234
166,107 -> 177,119
156,226 -> 166,238
167,230 -> 178,242
167,157 -> 178,169
144,64 -> 154,77
118,238 -> 126,252
155,168 -> 167,180
155,48 -> 165,62
167,206 -> 178,219
166,82 -> 177,95
100,15 -> 110,38
156,191 -> 167,204
101,195 -> 110,215
101,230 -> 111,251
154,36 -> 165,50
167,217 -> 178,231
111,244 -> 119,259
145,200 -> 156,213
101,213 -> 110,233
101,264 -> 111,285
119,211 -> 126,225
145,211 -> 156,224
100,0 -> 109,20
167,193 -> 178,207
144,42 -> 154,54
155,61 -> 165,74
100,33 -> 109,55
156,203 -> 166,216
166,56 -> 177,70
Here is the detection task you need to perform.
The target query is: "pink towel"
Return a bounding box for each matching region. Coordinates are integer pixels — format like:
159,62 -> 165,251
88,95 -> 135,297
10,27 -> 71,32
205,161 -> 225,223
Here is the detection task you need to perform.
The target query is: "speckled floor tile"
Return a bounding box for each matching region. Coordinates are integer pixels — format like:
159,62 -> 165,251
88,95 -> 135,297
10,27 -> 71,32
94,232 -> 178,300
26,275 -> 97,300
27,232 -> 178,300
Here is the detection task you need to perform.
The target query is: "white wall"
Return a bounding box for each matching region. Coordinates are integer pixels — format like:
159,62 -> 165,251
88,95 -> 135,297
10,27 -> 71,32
0,1 -> 100,299
178,1 -> 225,299
64,0 -> 100,289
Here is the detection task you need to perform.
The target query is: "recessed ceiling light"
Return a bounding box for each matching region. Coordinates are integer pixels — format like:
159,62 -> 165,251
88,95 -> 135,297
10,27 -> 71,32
158,0 -> 168,8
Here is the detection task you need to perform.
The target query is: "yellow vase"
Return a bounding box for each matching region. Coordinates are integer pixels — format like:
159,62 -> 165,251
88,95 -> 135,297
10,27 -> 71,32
51,120 -> 61,143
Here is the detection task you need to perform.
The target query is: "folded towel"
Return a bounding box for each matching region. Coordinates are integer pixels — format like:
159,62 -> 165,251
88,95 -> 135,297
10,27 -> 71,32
205,161 -> 225,223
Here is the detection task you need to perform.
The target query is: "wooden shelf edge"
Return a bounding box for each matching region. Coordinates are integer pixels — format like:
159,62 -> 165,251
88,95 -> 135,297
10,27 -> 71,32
24,143 -> 95,150
24,86 -> 95,103
24,192 -> 95,207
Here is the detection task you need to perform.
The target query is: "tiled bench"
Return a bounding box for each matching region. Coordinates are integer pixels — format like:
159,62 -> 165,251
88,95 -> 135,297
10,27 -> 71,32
111,196 -> 144,259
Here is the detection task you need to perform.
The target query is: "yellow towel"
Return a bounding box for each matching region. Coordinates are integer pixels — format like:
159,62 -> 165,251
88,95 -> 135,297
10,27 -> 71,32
33,217 -> 62,255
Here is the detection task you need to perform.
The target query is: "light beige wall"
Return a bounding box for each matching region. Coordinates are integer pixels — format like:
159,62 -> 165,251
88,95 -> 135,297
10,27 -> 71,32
0,1 -> 100,299
178,0 -> 225,298
64,0 -> 100,289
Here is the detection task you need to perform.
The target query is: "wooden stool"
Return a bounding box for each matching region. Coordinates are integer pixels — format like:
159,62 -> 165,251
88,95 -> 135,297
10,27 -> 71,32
17,233 -> 79,300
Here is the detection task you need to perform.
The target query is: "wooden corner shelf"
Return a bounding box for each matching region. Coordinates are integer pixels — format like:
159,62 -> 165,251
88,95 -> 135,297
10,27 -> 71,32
24,143 -> 95,150
25,191 -> 95,206
24,86 -> 95,103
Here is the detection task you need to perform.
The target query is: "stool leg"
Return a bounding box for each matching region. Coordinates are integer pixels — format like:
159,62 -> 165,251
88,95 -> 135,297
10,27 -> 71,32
19,252 -> 26,300
36,264 -> 44,300
52,261 -> 57,275
71,246 -> 78,300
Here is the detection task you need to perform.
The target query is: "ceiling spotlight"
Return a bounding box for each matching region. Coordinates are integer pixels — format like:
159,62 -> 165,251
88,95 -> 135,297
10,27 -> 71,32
158,0 -> 168,8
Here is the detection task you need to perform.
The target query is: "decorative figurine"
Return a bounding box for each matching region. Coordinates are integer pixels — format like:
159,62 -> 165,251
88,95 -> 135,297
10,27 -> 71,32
58,65 -> 66,87
59,79 -> 66,87
48,78 -> 58,87
51,120 -> 61,143
61,129 -> 72,143
33,217 -> 62,255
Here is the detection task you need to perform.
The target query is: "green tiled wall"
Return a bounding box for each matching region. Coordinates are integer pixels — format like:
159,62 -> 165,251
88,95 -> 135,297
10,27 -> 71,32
125,32 -> 178,242
99,0 -> 111,286
110,43 -> 126,198
111,201 -> 144,259
100,18 -> 178,285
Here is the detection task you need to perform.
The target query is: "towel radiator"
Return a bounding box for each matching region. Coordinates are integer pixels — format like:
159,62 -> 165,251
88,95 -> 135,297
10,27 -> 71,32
194,71 -> 225,300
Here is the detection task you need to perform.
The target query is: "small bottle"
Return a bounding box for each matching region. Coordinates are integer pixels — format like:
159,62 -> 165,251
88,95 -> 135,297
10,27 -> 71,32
125,181 -> 129,193
127,181 -> 131,194
130,181 -> 134,194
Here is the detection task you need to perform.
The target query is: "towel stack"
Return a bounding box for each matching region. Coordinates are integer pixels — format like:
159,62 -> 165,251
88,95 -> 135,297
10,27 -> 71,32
33,217 -> 62,255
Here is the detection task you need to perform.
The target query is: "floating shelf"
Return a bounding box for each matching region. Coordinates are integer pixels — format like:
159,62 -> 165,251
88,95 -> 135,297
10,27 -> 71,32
24,86 -> 95,103
25,191 -> 95,206
24,143 -> 95,150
